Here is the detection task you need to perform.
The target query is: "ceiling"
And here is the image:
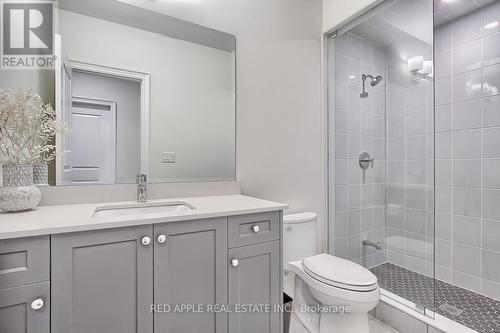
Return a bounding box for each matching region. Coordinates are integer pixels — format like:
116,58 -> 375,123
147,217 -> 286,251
434,0 -> 497,26
350,0 -> 433,47
349,0 -> 499,48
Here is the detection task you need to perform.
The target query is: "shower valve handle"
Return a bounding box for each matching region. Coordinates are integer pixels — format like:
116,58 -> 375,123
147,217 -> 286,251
362,157 -> 374,168
359,152 -> 374,170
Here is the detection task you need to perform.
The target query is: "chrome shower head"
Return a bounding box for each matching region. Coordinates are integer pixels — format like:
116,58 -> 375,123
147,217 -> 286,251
371,75 -> 383,87
360,74 -> 383,98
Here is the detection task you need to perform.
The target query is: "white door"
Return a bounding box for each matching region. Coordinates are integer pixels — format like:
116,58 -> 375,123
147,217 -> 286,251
71,98 -> 117,184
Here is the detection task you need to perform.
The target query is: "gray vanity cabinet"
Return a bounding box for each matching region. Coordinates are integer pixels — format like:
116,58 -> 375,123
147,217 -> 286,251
0,236 -> 49,289
0,236 -> 50,333
37,210 -> 282,333
228,240 -> 280,333
153,218 -> 227,333
0,282 -> 50,333
51,225 -> 154,333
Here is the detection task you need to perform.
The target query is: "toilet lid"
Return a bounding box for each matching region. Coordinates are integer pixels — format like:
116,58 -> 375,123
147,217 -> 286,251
302,254 -> 378,291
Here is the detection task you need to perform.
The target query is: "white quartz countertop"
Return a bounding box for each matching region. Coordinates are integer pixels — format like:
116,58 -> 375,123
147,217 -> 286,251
0,195 -> 288,240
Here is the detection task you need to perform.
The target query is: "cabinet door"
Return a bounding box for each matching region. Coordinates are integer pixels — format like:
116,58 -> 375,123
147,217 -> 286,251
51,225 -> 153,333
0,282 -> 50,333
228,241 -> 280,333
154,218 -> 227,333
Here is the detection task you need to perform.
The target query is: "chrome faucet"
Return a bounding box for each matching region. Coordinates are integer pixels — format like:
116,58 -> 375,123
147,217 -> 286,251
137,174 -> 148,202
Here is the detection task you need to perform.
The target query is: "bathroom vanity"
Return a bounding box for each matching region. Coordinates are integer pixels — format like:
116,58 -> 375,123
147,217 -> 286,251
0,195 -> 287,333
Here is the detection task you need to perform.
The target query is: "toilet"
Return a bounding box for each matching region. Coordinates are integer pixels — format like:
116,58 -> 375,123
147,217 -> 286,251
284,213 -> 380,333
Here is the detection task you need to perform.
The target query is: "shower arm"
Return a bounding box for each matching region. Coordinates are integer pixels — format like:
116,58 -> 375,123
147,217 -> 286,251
361,74 -> 378,98
361,74 -> 371,98
362,74 -> 374,81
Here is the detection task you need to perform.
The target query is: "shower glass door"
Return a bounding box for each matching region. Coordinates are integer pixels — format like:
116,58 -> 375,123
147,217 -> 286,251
328,0 -> 436,317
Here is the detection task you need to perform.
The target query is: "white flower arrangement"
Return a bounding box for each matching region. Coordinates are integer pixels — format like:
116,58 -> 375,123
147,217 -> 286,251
0,89 -> 66,164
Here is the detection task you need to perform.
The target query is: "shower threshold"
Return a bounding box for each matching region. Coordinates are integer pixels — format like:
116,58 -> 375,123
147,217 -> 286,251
370,263 -> 500,333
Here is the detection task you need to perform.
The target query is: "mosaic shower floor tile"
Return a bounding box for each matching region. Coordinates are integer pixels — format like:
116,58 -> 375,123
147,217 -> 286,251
370,263 -> 500,333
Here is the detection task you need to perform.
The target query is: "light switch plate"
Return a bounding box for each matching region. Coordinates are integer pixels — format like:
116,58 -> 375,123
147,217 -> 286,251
161,152 -> 176,164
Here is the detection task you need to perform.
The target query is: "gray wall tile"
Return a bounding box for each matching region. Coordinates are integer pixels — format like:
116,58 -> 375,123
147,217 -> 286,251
453,129 -> 481,159
436,239 -> 452,267
453,70 -> 482,102
453,187 -> 481,217
483,127 -> 500,157
453,243 -> 481,276
483,219 -> 500,252
483,159 -> 500,188
453,159 -> 481,187
482,250 -> 500,283
435,213 -> 452,241
452,270 -> 482,293
453,40 -> 482,74
453,99 -> 482,130
483,95 -> 500,127
483,189 -> 500,220
453,215 -> 481,247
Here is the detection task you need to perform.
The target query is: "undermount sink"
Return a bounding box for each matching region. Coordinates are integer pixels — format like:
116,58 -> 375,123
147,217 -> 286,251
92,202 -> 196,218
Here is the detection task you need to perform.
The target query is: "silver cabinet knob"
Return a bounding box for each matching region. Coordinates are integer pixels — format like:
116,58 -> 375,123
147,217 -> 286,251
287,225 -> 293,232
231,259 -> 239,267
252,225 -> 260,233
141,236 -> 151,246
157,234 -> 167,244
31,298 -> 44,310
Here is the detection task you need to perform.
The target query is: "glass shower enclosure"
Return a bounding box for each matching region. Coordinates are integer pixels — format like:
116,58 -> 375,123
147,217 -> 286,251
328,0 -> 436,317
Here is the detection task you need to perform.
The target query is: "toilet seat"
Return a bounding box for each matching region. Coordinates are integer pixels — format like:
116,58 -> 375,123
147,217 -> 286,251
289,259 -> 380,333
302,254 -> 378,292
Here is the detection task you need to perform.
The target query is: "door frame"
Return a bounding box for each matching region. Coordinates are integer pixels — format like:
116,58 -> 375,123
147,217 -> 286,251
71,97 -> 117,184
56,59 -> 151,183
70,61 -> 151,178
55,34 -> 73,185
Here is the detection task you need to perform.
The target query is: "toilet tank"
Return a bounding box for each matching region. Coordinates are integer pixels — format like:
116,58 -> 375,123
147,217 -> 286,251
283,212 -> 318,270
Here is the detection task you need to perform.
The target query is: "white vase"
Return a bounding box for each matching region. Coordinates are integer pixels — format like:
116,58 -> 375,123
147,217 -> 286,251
33,163 -> 49,186
0,164 -> 41,212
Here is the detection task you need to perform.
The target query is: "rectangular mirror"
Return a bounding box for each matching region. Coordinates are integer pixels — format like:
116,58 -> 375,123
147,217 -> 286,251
0,0 -> 236,186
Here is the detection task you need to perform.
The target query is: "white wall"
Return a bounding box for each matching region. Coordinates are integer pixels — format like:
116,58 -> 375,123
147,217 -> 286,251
3,1 -> 328,249
59,10 -> 236,183
323,0 -> 380,33
119,0 -> 326,248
